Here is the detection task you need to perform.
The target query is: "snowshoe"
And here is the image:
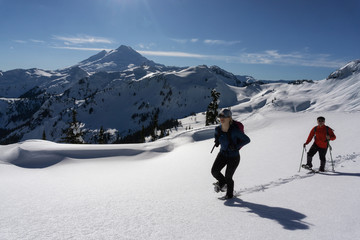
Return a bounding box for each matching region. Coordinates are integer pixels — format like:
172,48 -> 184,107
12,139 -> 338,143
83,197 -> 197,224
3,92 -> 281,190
217,191 -> 241,200
218,194 -> 234,200
302,164 -> 312,170
213,182 -> 227,193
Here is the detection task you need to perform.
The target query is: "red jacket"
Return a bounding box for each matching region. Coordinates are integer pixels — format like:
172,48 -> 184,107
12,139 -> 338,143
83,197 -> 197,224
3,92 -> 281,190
305,125 -> 336,149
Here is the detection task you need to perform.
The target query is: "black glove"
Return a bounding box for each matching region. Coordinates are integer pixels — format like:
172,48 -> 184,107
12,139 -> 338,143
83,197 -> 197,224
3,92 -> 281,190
215,139 -> 219,147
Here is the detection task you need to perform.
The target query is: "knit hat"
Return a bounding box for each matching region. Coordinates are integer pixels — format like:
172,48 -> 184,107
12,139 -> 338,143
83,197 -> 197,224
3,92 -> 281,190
218,109 -> 232,118
317,116 -> 325,122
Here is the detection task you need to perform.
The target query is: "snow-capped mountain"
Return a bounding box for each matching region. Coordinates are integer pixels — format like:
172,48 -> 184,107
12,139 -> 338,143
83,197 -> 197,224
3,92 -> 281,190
0,46 -> 359,144
0,46 -> 251,144
77,45 -> 164,73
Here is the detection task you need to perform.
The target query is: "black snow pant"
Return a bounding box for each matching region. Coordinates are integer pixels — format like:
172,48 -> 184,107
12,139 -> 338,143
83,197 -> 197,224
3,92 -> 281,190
211,152 -> 240,197
307,143 -> 328,171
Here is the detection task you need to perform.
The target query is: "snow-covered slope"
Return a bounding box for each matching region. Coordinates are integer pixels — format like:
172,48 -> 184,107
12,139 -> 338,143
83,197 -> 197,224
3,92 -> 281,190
0,67 -> 89,98
1,56 -> 360,239
0,110 -> 359,239
227,60 -> 360,113
0,64 -> 240,143
0,48 -> 359,145
327,59 -> 360,80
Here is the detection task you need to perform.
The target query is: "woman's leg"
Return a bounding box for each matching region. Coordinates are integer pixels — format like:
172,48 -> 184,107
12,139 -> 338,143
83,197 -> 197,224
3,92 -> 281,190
224,155 -> 240,197
211,153 -> 227,188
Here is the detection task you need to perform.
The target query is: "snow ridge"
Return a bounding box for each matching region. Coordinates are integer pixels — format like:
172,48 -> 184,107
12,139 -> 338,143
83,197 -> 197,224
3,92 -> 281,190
327,59 -> 360,80
0,46 -> 359,144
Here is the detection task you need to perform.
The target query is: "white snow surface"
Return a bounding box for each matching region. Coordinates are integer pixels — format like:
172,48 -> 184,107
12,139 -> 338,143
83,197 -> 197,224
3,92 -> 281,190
1,108 -> 360,239
1,61 -> 360,239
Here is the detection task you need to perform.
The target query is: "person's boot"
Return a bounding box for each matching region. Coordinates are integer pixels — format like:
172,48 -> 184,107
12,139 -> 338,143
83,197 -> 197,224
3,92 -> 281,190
302,164 -> 312,170
213,182 -> 227,193
218,194 -> 234,200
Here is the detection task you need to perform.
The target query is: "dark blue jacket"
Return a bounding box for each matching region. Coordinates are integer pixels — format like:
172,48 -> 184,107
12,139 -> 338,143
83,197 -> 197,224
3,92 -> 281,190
215,124 -> 250,157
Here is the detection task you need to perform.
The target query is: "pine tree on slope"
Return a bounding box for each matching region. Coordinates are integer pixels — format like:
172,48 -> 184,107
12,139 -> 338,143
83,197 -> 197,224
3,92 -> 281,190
62,109 -> 85,144
206,89 -> 220,126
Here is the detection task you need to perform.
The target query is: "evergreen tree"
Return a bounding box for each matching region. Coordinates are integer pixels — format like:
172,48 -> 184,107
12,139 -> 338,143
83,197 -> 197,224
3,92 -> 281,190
150,108 -> 160,141
206,89 -> 220,126
98,126 -> 106,144
42,130 -> 46,140
140,126 -> 146,143
62,109 -> 85,144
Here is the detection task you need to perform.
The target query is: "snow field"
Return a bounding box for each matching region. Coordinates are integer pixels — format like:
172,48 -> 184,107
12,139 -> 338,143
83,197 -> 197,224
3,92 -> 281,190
1,111 -> 359,239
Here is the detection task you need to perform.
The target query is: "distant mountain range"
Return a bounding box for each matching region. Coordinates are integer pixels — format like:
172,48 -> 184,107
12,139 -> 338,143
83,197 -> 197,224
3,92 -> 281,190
0,46 -> 359,144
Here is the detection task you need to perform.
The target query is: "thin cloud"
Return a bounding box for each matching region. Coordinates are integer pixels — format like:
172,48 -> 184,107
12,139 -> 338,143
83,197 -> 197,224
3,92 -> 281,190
52,46 -> 112,51
13,39 -> 45,44
53,35 -> 113,45
138,49 -> 346,69
170,38 -> 188,44
137,42 -> 157,50
170,38 -> 199,44
242,50 -> 346,68
30,39 -> 45,44
138,50 -> 207,58
171,38 -> 237,45
204,39 -> 241,45
14,40 -> 27,44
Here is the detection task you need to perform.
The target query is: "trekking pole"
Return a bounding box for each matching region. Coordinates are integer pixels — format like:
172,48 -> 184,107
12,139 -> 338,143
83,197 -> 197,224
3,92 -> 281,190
210,144 -> 216,153
327,140 -> 335,172
298,145 -> 307,172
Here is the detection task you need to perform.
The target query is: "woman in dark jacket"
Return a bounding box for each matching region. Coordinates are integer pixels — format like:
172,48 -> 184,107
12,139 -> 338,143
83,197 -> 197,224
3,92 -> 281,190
211,109 -> 250,199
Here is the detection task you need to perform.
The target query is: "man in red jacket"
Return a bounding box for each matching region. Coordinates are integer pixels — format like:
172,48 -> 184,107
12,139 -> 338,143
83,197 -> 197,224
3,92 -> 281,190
303,116 -> 336,172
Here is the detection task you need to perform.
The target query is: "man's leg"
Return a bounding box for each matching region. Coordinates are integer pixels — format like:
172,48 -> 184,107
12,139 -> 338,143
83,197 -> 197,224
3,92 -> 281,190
318,147 -> 328,171
306,144 -> 318,168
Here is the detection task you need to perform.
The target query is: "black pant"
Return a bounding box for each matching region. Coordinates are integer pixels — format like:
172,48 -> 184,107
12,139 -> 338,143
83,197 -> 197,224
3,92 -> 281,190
307,144 -> 328,171
211,152 -> 240,197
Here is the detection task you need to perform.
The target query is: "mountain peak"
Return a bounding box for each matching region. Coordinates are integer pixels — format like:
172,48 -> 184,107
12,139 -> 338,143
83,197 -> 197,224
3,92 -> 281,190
116,45 -> 134,51
77,45 -> 157,72
327,59 -> 360,80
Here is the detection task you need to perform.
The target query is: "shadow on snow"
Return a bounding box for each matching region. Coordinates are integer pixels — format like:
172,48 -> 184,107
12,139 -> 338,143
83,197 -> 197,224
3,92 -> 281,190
224,198 -> 311,231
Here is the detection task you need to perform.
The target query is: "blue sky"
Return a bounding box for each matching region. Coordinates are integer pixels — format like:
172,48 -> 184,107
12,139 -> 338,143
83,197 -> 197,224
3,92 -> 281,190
1,0 -> 359,80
